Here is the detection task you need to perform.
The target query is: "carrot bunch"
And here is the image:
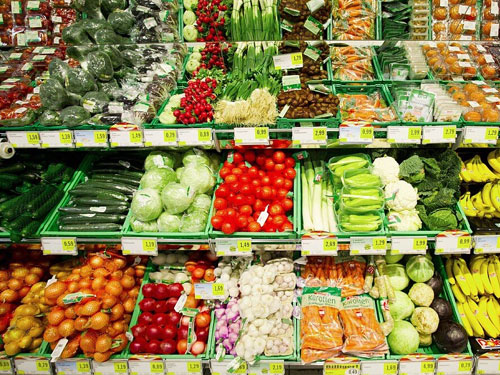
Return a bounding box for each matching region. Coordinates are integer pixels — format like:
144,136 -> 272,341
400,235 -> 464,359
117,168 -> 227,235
338,93 -> 397,123
332,0 -> 376,39
331,47 -> 375,81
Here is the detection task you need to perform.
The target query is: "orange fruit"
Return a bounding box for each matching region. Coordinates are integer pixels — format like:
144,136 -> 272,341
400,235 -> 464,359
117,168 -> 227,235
469,91 -> 486,102
433,7 -> 448,20
483,109 -> 500,122
482,65 -> 498,79
464,111 -> 482,121
453,91 -> 467,102
464,83 -> 480,95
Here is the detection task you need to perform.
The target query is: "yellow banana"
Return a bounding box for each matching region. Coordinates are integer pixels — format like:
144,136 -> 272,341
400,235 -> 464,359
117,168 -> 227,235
460,192 -> 478,217
476,155 -> 499,181
493,256 -> 500,287
472,158 -> 486,182
488,258 -> 500,299
458,258 -> 478,297
463,297 -> 485,337
445,257 -> 456,285
491,183 -> 500,212
470,297 -> 500,338
453,258 -> 471,296
483,183 -> 494,207
465,158 -> 481,182
460,159 -> 472,182
491,296 -> 500,316
451,283 -> 467,303
488,150 -> 500,173
470,255 -> 486,295
481,259 -> 494,295
457,301 -> 474,337
487,296 -> 500,332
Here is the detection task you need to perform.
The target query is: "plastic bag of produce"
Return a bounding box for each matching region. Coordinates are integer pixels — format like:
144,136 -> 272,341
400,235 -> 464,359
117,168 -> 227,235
38,110 -> 62,126
157,212 -> 181,232
65,67 -> 97,95
81,91 -> 110,114
40,78 -> 68,110
60,106 -> 90,127
85,51 -> 114,82
140,167 -> 176,191
179,212 -> 207,232
130,216 -> 158,232
131,188 -> 163,221
108,10 -> 135,35
48,58 -> 71,85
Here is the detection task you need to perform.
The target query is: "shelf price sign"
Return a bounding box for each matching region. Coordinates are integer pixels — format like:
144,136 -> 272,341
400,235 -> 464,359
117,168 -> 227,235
474,235 -> 500,254
234,127 -> 269,145
194,282 -> 226,299
273,53 -> 303,69
6,131 -> 40,148
399,359 -> 435,375
110,129 -> 144,147
463,126 -> 499,145
93,360 -> 128,375
301,234 -> 338,256
476,352 -> 500,374
55,359 -> 91,375
390,237 -> 427,255
436,356 -> 473,375
292,126 -> 327,145
339,123 -> 373,144
41,237 -> 77,255
215,238 -> 252,257
435,231 -> 471,254
177,128 -> 212,146
15,358 -> 51,375
422,125 -> 457,144
387,126 -> 421,144
128,359 -> 165,375
121,237 -> 158,256
211,360 -> 247,375
0,358 -> 12,375
143,129 -> 177,147
74,130 -> 108,148
361,361 -> 397,375
324,362 -> 360,375
40,130 -> 74,148
350,236 -> 387,255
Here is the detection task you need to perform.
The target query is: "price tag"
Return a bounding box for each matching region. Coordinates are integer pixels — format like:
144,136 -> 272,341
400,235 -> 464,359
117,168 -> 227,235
186,361 -> 202,374
361,361 -> 397,375
211,360 -> 247,375
74,130 -> 108,148
194,282 -> 226,299
301,235 -> 338,255
273,53 -> 303,69
435,233 -> 471,254
339,124 -> 373,144
110,129 -> 144,147
177,128 -> 212,146
436,359 -> 472,374
476,357 -> 500,374
324,362 -> 360,375
350,237 -> 387,255
387,126 -> 421,144
55,360 -> 91,375
399,360 -> 434,375
93,361 -> 128,375
129,360 -> 164,375
0,359 -> 12,375
214,238 -> 253,256
15,358 -> 51,375
463,126 -> 499,145
40,131 -> 74,148
390,237 -> 427,255
268,363 -> 284,375
121,237 -> 158,256
143,129 -> 177,147
234,127 -> 269,145
422,125 -> 456,144
292,127 -> 327,145
474,235 -> 500,254
41,237 -> 77,255
6,131 -> 40,148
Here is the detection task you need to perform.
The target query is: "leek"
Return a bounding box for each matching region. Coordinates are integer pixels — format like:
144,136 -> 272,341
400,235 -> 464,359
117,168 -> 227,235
321,178 -> 329,232
302,162 -> 313,231
326,178 -> 338,232
311,160 -> 324,231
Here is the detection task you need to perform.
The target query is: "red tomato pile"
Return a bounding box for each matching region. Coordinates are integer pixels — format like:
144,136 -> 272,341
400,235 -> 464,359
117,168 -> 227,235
210,150 -> 296,234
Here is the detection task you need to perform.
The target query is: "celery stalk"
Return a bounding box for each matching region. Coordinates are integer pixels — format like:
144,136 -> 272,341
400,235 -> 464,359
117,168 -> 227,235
301,164 -> 313,231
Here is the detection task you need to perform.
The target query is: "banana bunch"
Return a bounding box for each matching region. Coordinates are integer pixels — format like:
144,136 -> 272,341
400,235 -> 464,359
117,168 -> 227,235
459,182 -> 500,218
447,256 -> 500,337
460,155 -> 500,183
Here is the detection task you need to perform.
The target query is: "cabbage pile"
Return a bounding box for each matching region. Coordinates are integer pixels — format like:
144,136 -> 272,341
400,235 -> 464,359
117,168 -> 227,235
130,150 -> 219,233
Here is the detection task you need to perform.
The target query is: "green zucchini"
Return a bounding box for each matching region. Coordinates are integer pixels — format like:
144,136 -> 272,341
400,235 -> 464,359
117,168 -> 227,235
59,205 -> 129,214
59,223 -> 122,231
59,213 -> 126,224
71,197 -> 127,206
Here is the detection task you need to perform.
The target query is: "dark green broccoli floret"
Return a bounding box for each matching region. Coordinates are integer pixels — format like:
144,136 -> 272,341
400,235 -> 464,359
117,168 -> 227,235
40,78 -> 68,110
399,155 -> 425,184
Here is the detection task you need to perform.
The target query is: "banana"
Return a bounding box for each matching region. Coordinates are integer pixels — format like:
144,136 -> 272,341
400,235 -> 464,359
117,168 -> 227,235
471,192 -> 496,217
457,301 -> 474,337
460,192 -> 478,217
453,258 -> 471,296
465,158 -> 482,182
491,296 -> 500,316
487,296 -> 500,332
483,183 -> 494,207
493,256 -> 500,287
472,158 -> 486,182
476,155 -> 499,181
481,259 -> 495,295
470,297 -> 499,338
445,257 -> 456,285
491,183 -> 500,212
488,258 -> 500,299
463,297 -> 485,337
488,150 -> 500,173
451,282 -> 467,303
470,255 -> 486,295
460,159 -> 472,182
458,258 -> 478,297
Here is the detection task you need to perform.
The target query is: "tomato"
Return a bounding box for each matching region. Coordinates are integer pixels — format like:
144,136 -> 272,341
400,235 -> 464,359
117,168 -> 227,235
251,179 -> 261,189
233,152 -> 244,164
232,167 -> 243,175
234,195 -> 245,206
215,209 -> 225,216
269,203 -> 284,216
258,170 -> 266,178
229,182 -> 240,192
240,184 -> 253,195
284,168 -> 297,179
277,188 -> 288,200
274,163 -> 285,172
261,186 -> 273,200
223,161 -> 234,169
219,167 -> 231,179
282,222 -> 293,231
264,149 -> 273,156
273,177 -> 285,188
240,205 -> 253,215
283,179 -> 293,191
265,159 -> 275,171
272,215 -> 285,228
282,198 -> 293,212
227,193 -> 235,204
215,184 -> 229,198
225,174 -> 237,184
245,195 -> 256,206
285,157 -> 296,168
253,199 -> 266,212
256,155 -> 266,166
248,221 -> 261,232
244,150 -> 256,162
248,166 -> 259,177
221,222 -> 235,234
272,151 -> 286,163
240,175 -> 250,184
214,198 -> 227,210
225,208 -> 237,220
211,216 -> 223,229
236,215 -> 248,229
261,176 -> 271,186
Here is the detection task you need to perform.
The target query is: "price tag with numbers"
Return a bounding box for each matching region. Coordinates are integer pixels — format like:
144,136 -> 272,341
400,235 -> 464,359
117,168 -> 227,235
177,128 -> 212,146
15,358 -> 51,375
324,362 -> 360,375
143,129 -> 177,147
0,358 -> 12,375
390,237 -> 427,255
387,126 -> 422,144
74,130 -> 108,148
55,359 -> 91,375
194,282 -> 226,299
41,237 -> 77,255
339,124 -> 373,144
463,126 -> 499,144
121,237 -> 158,256
350,237 -> 387,255
40,130 -> 74,148
6,131 -> 40,148
361,361 -> 397,375
215,238 -> 252,257
110,129 -> 144,147
301,234 -> 338,256
129,359 -> 165,375
422,125 -> 456,144
399,359 -> 435,375
435,232 -> 471,254
273,53 -> 303,69
234,127 -> 270,145
93,360 -> 128,375
474,235 -> 500,254
476,355 -> 500,374
211,360 -> 247,375
436,357 -> 473,375
165,360 -> 202,375
292,126 -> 327,145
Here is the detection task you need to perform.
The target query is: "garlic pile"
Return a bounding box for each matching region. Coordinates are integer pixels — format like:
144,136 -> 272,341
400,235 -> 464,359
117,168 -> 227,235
214,257 -> 250,300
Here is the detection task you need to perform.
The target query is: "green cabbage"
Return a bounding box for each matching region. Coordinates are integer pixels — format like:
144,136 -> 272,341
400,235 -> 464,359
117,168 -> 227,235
385,263 -> 410,291
389,291 -> 414,321
180,164 -> 215,194
130,217 -> 158,232
182,149 -> 211,167
131,188 -> 163,221
140,167 -> 176,191
161,183 -> 195,214
188,194 -> 212,214
388,320 -> 420,355
145,151 -> 176,170
157,213 -> 181,232
385,253 -> 404,264
406,255 -> 434,283
180,213 -> 207,232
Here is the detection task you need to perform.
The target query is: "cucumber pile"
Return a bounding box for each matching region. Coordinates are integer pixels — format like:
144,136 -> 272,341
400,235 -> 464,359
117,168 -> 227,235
0,157 -> 76,241
59,155 -> 142,232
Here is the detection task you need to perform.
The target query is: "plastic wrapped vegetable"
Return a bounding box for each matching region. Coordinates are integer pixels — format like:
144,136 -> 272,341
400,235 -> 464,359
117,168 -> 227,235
101,0 -> 128,16
187,194 -> 212,214
156,212 -> 180,232
65,68 -> 97,95
81,91 -> 110,114
48,58 -> 71,85
131,188 -> 163,221
99,45 -> 123,70
180,164 -> 215,194
161,183 -> 195,214
179,213 -> 207,232
145,151 -> 176,170
60,106 -> 91,127
62,23 -> 92,44
108,10 -> 135,35
85,51 -> 114,82
40,78 -> 68,110
140,167 -> 176,191
130,217 -> 158,232
38,110 -> 62,126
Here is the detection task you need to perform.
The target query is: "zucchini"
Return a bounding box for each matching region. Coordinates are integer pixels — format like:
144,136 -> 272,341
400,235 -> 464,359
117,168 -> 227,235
71,197 -> 128,206
32,189 -> 64,219
59,213 -> 126,224
59,223 -> 122,231
69,188 -> 129,202
59,205 -> 129,214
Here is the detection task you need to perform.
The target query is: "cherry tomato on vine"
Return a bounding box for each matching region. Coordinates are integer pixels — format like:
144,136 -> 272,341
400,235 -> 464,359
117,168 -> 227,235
284,168 -> 296,179
214,198 -> 227,210
272,151 -> 286,164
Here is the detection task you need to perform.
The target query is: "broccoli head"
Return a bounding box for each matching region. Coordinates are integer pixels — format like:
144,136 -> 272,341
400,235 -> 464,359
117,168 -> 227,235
399,155 -> 425,184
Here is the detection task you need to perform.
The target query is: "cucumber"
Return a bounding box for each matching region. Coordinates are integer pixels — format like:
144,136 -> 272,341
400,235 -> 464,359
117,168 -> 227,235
59,205 -> 129,214
79,181 -> 137,195
21,221 -> 41,238
90,174 -> 141,186
69,188 -> 129,202
59,214 -> 126,224
0,162 -> 25,174
1,185 -> 47,219
59,223 -> 122,231
42,163 -> 66,182
92,169 -> 144,179
71,197 -> 128,206
26,186 -> 57,210
32,189 -> 64,219
62,167 -> 75,183
8,214 -> 32,231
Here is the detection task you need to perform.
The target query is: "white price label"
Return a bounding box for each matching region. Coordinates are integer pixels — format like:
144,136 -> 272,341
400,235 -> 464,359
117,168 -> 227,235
177,128 -> 212,146
422,125 -> 456,144
301,236 -> 338,255
129,360 -> 164,375
476,358 -> 500,374
211,360 -> 247,375
390,237 -> 427,255
399,360 -> 435,375
387,126 -> 421,144
74,130 -> 108,148
492,1 -> 499,14
40,131 -> 74,148
292,127 -> 327,145
214,238 -> 252,256
194,282 -> 226,299
55,359 -> 91,375
0,358 -> 12,375
15,358 -> 51,375
6,131 -> 40,148
166,361 -> 202,375
474,235 -> 500,254
121,237 -> 158,256
350,237 -> 387,255
110,130 -> 144,147
435,233 -> 471,254
436,359 -> 472,375
339,125 -> 373,144
234,127 -> 269,145
463,126 -> 499,144
324,362 -> 360,375
361,361 -> 397,375
273,53 -> 303,70
41,237 -> 77,255
93,361 -> 128,375
143,129 -> 177,146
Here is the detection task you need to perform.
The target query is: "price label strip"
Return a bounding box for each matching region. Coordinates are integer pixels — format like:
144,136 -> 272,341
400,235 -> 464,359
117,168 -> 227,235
15,358 -> 51,375
350,237 -> 387,255
422,125 -> 456,144
194,282 -> 226,299
361,361 -> 397,375
178,128 -> 212,146
40,131 -> 74,148
211,360 -> 247,375
0,359 -> 12,375
292,127 -> 327,146
110,130 -> 144,147
74,130 -> 108,148
55,359 -> 91,375
399,360 -> 435,375
474,235 -> 500,254
436,359 -> 472,375
435,232 -> 471,254
214,238 -> 252,257
41,237 -> 77,255
324,362 -> 360,375
301,234 -> 338,256
387,126 -> 421,144
129,360 -> 165,375
463,126 -> 499,145
234,127 -> 270,145
121,237 -> 158,256
143,129 -> 178,147
476,356 -> 500,374
6,131 -> 40,148
93,360 -> 128,375
339,124 -> 373,144
273,53 -> 303,69
390,237 -> 427,255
